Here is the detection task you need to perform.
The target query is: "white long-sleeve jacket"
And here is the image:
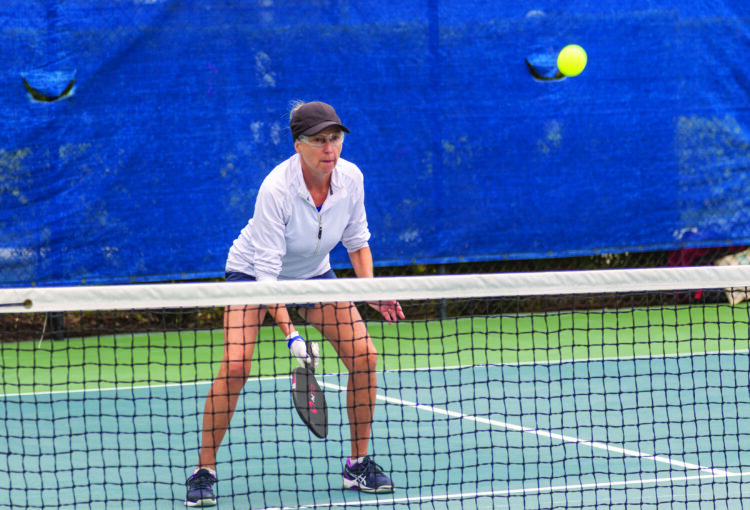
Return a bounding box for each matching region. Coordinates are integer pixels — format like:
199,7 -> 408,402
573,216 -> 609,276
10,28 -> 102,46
225,154 -> 371,281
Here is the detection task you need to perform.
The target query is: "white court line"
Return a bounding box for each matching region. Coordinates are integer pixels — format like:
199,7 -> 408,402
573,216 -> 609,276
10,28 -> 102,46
263,471 -> 750,509
5,343 -> 748,398
310,379 -> 743,509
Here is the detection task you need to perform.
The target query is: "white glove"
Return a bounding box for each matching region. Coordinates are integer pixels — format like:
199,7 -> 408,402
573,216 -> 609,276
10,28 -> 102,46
287,331 -> 320,371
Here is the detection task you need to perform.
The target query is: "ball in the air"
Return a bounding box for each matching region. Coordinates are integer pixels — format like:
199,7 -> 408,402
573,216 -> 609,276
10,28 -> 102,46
557,44 -> 587,77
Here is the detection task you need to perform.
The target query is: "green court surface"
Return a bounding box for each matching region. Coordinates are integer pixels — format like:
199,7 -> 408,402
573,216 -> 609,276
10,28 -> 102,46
1,302 -> 750,509
3,303 -> 748,394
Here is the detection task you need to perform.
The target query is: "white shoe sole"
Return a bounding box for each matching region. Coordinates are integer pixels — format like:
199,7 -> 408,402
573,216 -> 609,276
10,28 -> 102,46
343,477 -> 394,493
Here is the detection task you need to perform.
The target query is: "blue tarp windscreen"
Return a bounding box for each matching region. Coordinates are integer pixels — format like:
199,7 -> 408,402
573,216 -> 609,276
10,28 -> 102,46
1,1 -> 749,286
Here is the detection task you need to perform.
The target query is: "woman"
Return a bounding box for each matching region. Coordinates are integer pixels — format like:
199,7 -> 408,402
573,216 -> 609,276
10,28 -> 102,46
185,101 -> 404,507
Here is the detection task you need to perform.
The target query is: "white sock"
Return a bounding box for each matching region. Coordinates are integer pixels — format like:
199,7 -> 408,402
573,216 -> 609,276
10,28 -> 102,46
195,467 -> 216,477
348,456 -> 366,466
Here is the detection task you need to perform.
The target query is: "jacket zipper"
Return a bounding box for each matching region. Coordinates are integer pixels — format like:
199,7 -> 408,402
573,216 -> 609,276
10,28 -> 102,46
304,187 -> 329,255
314,212 -> 323,254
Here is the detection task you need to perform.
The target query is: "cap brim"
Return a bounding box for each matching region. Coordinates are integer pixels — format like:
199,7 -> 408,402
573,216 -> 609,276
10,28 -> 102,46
301,121 -> 350,136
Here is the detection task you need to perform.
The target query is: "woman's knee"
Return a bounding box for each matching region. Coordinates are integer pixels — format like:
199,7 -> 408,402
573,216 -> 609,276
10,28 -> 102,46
348,348 -> 378,373
222,359 -> 252,383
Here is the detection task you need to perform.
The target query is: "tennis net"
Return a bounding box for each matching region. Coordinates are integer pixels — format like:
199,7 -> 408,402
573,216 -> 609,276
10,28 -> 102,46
1,266 -> 750,509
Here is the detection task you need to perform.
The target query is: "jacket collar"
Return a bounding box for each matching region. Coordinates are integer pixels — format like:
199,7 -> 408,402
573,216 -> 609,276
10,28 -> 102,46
291,153 -> 342,197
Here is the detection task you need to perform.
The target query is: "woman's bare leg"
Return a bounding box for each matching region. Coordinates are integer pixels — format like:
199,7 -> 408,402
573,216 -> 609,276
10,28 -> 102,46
299,302 -> 376,459
197,305 -> 265,469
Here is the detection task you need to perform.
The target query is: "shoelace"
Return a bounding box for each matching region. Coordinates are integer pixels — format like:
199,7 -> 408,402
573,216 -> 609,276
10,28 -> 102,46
357,457 -> 384,475
187,470 -> 216,489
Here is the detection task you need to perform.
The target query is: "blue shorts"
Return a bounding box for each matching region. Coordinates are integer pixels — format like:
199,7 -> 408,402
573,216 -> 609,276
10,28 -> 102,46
224,269 -> 337,308
224,269 -> 337,282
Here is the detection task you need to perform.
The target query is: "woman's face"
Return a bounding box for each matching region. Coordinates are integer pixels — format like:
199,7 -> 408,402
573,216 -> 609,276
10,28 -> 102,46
294,127 -> 344,178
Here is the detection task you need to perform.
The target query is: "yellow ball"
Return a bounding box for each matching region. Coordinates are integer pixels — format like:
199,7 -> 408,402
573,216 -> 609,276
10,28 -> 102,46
557,44 -> 587,77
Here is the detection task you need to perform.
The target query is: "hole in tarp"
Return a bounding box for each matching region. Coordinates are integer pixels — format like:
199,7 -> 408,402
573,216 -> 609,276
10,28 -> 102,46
22,70 -> 76,102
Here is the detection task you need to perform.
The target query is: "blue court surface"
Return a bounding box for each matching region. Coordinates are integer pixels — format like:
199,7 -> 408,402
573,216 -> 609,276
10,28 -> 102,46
2,352 -> 750,509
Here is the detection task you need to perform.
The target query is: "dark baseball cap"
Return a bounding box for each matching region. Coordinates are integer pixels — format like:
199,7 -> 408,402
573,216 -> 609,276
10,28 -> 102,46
290,101 -> 350,140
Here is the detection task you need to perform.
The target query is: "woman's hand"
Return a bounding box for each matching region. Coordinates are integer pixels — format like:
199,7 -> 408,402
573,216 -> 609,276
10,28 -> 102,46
368,300 -> 405,324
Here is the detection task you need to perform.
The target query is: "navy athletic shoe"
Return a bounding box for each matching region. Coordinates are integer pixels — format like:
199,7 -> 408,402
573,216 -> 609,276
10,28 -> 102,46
185,468 -> 217,507
342,456 -> 394,493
